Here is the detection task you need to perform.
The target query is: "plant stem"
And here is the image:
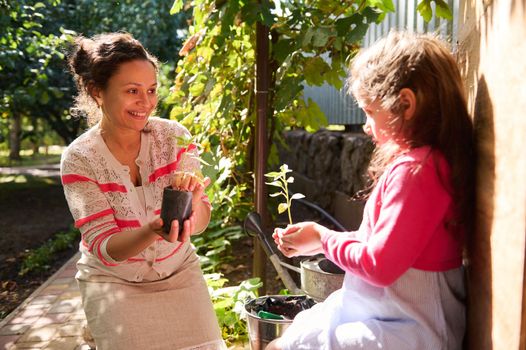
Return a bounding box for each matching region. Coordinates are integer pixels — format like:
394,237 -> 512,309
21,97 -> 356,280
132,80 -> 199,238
283,174 -> 292,225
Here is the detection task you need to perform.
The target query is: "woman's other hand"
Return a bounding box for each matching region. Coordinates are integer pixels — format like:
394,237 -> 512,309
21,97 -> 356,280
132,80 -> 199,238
272,221 -> 326,257
148,214 -> 196,243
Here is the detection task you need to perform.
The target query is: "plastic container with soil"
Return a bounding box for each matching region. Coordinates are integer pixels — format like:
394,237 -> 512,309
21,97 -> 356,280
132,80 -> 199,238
160,186 -> 192,241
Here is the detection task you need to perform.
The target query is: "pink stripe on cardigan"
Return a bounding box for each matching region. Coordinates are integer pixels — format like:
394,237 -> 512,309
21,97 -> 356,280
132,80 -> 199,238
75,208 -> 114,228
62,174 -> 127,193
115,218 -> 142,229
148,144 -> 197,183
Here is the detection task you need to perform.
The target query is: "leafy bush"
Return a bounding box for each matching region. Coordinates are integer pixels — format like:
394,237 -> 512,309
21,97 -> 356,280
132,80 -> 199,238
193,219 -> 245,272
19,227 -> 79,276
205,273 -> 262,345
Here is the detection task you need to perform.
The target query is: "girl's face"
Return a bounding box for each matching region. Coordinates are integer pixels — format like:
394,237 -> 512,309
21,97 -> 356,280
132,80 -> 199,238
96,59 -> 158,132
361,100 -> 402,146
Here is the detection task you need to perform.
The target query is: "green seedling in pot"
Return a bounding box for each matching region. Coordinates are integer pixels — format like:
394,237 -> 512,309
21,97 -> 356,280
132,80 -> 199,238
265,164 -> 305,225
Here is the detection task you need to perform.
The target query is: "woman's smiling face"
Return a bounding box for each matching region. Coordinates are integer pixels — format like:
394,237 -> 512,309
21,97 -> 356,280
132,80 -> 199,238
96,59 -> 158,131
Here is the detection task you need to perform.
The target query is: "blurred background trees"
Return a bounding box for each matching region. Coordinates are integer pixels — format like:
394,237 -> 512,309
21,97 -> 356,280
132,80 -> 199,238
0,0 -> 189,160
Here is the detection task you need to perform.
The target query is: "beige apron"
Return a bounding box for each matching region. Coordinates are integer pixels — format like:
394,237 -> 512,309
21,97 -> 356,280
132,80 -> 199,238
78,252 -> 225,350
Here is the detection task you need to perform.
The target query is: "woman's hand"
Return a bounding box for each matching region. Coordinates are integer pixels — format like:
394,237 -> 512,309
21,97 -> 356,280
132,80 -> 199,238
272,221 -> 326,257
171,171 -> 211,235
148,214 -> 195,243
171,171 -> 211,211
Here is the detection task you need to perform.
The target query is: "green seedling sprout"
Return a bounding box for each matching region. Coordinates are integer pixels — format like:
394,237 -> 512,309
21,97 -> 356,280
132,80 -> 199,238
265,164 -> 305,225
172,133 -> 212,183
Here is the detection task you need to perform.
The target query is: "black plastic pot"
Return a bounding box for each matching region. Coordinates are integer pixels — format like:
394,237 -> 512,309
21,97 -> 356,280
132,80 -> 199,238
160,186 -> 192,241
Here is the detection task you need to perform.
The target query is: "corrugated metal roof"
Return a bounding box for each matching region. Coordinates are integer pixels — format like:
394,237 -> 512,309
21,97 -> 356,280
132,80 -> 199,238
303,0 -> 459,125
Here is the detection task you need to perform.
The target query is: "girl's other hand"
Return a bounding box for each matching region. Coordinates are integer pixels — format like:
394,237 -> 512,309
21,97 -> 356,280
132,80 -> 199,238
272,221 -> 325,257
148,213 -> 196,243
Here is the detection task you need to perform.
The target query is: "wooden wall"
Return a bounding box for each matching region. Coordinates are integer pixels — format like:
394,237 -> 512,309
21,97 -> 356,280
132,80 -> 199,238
458,0 -> 526,348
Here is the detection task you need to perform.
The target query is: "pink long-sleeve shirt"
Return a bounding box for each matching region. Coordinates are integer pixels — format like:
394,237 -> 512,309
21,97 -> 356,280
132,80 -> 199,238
321,146 -> 463,287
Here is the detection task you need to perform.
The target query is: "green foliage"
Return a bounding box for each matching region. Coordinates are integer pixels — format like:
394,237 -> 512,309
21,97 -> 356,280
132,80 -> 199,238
416,0 -> 453,22
265,164 -> 305,225
0,0 -> 190,157
57,0 -> 190,63
0,0 -> 80,156
19,227 -> 80,276
192,219 -> 245,272
167,0 -> 392,226
205,274 -> 262,345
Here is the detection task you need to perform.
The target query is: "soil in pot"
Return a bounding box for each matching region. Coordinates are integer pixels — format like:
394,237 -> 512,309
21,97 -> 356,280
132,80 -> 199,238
246,295 -> 316,320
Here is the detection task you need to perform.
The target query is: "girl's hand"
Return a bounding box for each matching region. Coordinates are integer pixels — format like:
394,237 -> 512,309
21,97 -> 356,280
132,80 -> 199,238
148,213 -> 196,243
272,221 -> 325,257
171,171 -> 211,213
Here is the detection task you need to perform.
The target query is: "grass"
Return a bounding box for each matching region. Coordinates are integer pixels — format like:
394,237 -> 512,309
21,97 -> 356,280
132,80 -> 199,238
0,146 -> 64,167
0,174 -> 61,202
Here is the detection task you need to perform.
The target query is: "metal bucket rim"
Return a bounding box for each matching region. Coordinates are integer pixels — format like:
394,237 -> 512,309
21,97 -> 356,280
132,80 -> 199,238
301,258 -> 345,276
245,311 -> 293,325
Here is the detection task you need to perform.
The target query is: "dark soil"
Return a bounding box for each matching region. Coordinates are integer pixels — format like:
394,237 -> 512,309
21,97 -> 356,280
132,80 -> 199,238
0,184 -> 76,319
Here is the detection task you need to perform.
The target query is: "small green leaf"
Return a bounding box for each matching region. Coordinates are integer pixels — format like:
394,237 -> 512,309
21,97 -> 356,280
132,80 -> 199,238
39,91 -> 49,104
280,164 -> 290,172
170,0 -> 184,14
367,0 -> 395,12
240,277 -> 263,289
335,16 -> 356,36
362,7 -> 382,23
381,0 -> 396,12
265,181 -> 283,188
272,39 -> 296,63
290,193 -> 305,200
264,171 -> 281,178
304,57 -> 330,86
416,0 -> 433,22
302,27 -> 315,47
269,192 -> 284,197
435,0 -> 453,19
189,82 -> 205,96
278,203 -> 289,214
312,27 -> 330,47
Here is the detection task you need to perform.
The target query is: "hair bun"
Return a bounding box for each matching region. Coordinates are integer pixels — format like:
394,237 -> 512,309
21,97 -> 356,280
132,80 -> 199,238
68,37 -> 95,86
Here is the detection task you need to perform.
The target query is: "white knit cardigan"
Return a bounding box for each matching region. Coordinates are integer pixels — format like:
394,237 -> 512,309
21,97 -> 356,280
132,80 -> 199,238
60,117 -> 209,282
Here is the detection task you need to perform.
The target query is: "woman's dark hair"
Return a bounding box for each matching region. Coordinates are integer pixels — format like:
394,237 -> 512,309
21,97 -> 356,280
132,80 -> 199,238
68,32 -> 159,125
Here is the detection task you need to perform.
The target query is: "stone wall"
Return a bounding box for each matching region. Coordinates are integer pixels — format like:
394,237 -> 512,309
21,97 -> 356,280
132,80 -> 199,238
278,129 -> 374,230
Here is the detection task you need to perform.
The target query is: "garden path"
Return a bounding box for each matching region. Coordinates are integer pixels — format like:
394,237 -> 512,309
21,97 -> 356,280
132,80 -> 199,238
0,252 -> 249,350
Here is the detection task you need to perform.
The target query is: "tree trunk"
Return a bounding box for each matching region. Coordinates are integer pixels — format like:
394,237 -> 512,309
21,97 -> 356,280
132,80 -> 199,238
31,117 -> 39,155
9,113 -> 22,161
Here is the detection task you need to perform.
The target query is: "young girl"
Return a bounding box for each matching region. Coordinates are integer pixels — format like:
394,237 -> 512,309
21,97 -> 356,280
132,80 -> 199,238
62,33 -> 225,349
268,31 -> 474,350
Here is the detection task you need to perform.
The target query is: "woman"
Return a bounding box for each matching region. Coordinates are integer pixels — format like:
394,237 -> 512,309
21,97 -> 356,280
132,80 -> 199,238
61,32 -> 225,350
